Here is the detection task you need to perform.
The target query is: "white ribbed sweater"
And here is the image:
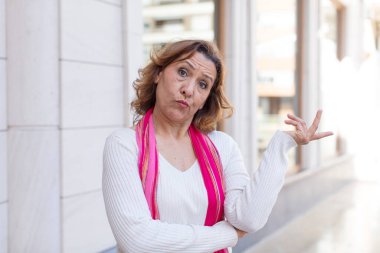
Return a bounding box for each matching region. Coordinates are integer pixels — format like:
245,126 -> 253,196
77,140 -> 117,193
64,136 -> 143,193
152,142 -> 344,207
102,128 -> 297,253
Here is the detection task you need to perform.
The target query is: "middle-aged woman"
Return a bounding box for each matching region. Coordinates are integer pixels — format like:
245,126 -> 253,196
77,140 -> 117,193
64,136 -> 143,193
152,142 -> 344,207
102,40 -> 333,253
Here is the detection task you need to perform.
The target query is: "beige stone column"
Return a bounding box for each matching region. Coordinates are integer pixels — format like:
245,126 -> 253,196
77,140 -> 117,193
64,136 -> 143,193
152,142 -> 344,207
0,0 -> 7,251
6,0 -> 60,252
123,0 -> 144,126
222,0 -> 258,173
59,0 -> 124,252
297,0 -> 321,170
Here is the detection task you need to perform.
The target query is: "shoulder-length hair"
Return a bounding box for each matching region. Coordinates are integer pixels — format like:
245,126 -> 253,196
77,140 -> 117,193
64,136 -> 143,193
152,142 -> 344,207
131,39 -> 233,133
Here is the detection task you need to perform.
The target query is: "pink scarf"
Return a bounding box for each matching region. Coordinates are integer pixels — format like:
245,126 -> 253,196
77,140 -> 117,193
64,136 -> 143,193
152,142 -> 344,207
136,108 -> 227,253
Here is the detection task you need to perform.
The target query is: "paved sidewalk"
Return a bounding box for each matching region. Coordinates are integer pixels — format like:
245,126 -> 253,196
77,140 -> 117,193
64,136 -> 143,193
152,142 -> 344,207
244,181 -> 380,253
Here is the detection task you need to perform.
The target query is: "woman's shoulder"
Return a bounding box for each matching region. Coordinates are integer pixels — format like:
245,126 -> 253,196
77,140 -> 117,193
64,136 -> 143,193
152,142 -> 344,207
207,130 -> 238,151
105,127 -> 137,148
207,130 -> 241,166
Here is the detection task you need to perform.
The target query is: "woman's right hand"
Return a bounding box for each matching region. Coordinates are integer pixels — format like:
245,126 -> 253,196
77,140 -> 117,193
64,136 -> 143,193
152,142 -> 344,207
284,110 -> 333,145
234,227 -> 247,238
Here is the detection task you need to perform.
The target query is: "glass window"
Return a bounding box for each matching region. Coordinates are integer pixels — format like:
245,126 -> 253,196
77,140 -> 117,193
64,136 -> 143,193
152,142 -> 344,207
368,3 -> 380,50
256,0 -> 298,172
376,21 -> 380,50
142,0 -> 215,62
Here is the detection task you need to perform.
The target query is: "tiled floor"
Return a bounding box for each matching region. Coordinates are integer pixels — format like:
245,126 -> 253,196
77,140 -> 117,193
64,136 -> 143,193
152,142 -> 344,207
244,181 -> 380,253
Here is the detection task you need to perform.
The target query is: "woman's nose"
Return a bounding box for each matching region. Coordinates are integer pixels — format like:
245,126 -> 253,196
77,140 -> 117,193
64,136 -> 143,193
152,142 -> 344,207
180,80 -> 195,97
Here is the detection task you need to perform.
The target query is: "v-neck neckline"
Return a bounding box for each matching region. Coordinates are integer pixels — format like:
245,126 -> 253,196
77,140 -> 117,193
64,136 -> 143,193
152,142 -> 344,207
130,127 -> 199,173
158,153 -> 198,174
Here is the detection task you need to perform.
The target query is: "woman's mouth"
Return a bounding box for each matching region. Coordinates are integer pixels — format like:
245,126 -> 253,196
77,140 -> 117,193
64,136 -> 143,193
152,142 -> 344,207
176,100 -> 189,108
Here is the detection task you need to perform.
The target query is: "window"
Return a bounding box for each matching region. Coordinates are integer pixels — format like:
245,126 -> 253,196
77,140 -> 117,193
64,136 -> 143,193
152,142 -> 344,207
368,2 -> 380,50
142,0 -> 215,62
256,0 -> 298,172
376,21 -> 380,50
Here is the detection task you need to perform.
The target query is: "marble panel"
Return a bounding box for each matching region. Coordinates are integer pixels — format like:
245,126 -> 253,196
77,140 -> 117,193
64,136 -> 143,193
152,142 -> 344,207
61,61 -> 123,128
96,0 -> 121,6
124,33 -> 143,126
0,132 -> 6,203
61,127 -> 118,197
125,33 -> 143,84
62,191 -> 115,253
124,0 -> 143,35
0,203 -> 7,253
8,128 -> 60,252
0,0 -> 5,58
61,0 -> 122,65
7,0 -> 59,125
0,60 -> 6,130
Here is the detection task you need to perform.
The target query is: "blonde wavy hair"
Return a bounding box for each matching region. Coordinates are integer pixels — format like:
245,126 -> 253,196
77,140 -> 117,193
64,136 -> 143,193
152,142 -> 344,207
131,40 -> 233,133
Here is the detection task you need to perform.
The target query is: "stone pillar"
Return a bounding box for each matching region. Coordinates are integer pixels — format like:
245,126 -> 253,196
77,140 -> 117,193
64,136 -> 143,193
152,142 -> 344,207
6,0 -> 60,252
297,0 -> 321,170
0,1 -> 7,252
59,0 -> 124,252
222,0 -> 258,174
123,0 -> 144,126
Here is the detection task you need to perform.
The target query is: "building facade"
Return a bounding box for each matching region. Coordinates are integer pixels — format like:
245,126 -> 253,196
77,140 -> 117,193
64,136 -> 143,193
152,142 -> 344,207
0,0 -> 379,252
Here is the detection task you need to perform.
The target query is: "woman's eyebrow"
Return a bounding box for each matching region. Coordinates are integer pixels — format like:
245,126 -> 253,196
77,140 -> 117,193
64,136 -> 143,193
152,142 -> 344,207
182,60 -> 196,70
182,60 -> 214,82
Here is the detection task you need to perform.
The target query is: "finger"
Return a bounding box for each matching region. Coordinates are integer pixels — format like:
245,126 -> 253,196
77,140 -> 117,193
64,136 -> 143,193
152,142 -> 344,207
287,113 -> 303,122
309,110 -> 322,134
301,121 -> 308,132
311,131 -> 334,141
284,119 -> 299,126
286,119 -> 307,135
287,114 -> 307,128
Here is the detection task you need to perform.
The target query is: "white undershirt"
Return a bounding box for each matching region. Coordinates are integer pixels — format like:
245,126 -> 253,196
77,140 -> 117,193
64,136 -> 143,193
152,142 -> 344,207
102,128 -> 297,253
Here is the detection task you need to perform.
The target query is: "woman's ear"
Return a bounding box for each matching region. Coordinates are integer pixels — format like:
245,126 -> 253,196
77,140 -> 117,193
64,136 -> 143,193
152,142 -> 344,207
154,71 -> 162,84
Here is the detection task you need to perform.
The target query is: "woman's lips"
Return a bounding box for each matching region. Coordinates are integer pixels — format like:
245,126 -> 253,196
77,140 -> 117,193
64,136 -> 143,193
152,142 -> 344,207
176,100 -> 189,107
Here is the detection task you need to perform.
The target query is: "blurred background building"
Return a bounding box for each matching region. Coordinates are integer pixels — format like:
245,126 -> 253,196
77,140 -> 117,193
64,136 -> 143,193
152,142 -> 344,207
0,0 -> 380,252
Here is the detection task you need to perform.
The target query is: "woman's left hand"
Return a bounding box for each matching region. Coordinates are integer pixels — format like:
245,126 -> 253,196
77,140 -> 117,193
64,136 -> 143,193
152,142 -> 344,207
284,110 -> 333,145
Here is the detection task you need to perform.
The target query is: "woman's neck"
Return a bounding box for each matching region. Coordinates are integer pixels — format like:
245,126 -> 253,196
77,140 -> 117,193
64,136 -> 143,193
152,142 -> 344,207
152,109 -> 191,140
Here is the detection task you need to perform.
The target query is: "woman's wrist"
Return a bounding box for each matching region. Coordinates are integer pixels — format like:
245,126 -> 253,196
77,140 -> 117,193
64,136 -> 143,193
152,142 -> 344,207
233,226 -> 247,239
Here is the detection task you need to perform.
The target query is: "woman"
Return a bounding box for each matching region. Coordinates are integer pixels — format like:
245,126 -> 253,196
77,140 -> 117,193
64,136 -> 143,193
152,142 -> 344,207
102,40 -> 332,253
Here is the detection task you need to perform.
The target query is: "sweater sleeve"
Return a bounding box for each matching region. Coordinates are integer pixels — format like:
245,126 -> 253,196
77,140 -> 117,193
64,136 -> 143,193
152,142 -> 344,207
223,130 -> 297,233
102,130 -> 238,253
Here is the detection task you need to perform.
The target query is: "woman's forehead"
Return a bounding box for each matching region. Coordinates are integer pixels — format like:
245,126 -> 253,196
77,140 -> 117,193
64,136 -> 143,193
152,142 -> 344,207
174,52 -> 216,70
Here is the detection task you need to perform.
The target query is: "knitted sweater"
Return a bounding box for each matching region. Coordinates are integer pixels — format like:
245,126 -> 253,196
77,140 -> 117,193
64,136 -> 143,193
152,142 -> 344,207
102,128 -> 297,253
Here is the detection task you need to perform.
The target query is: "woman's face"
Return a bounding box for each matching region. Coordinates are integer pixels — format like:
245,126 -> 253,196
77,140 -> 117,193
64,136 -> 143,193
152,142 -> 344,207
154,52 -> 217,126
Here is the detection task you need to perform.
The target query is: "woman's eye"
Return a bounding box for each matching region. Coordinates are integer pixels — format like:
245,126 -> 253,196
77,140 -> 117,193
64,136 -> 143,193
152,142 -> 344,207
178,68 -> 187,77
199,81 -> 208,89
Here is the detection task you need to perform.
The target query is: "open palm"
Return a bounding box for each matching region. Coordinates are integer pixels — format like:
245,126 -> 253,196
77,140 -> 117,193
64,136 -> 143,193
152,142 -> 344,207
284,110 -> 333,145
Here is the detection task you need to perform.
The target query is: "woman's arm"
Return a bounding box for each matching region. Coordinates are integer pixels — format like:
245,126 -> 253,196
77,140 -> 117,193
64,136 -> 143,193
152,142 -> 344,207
102,131 -> 238,253
223,110 -> 332,233
223,131 -> 297,233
